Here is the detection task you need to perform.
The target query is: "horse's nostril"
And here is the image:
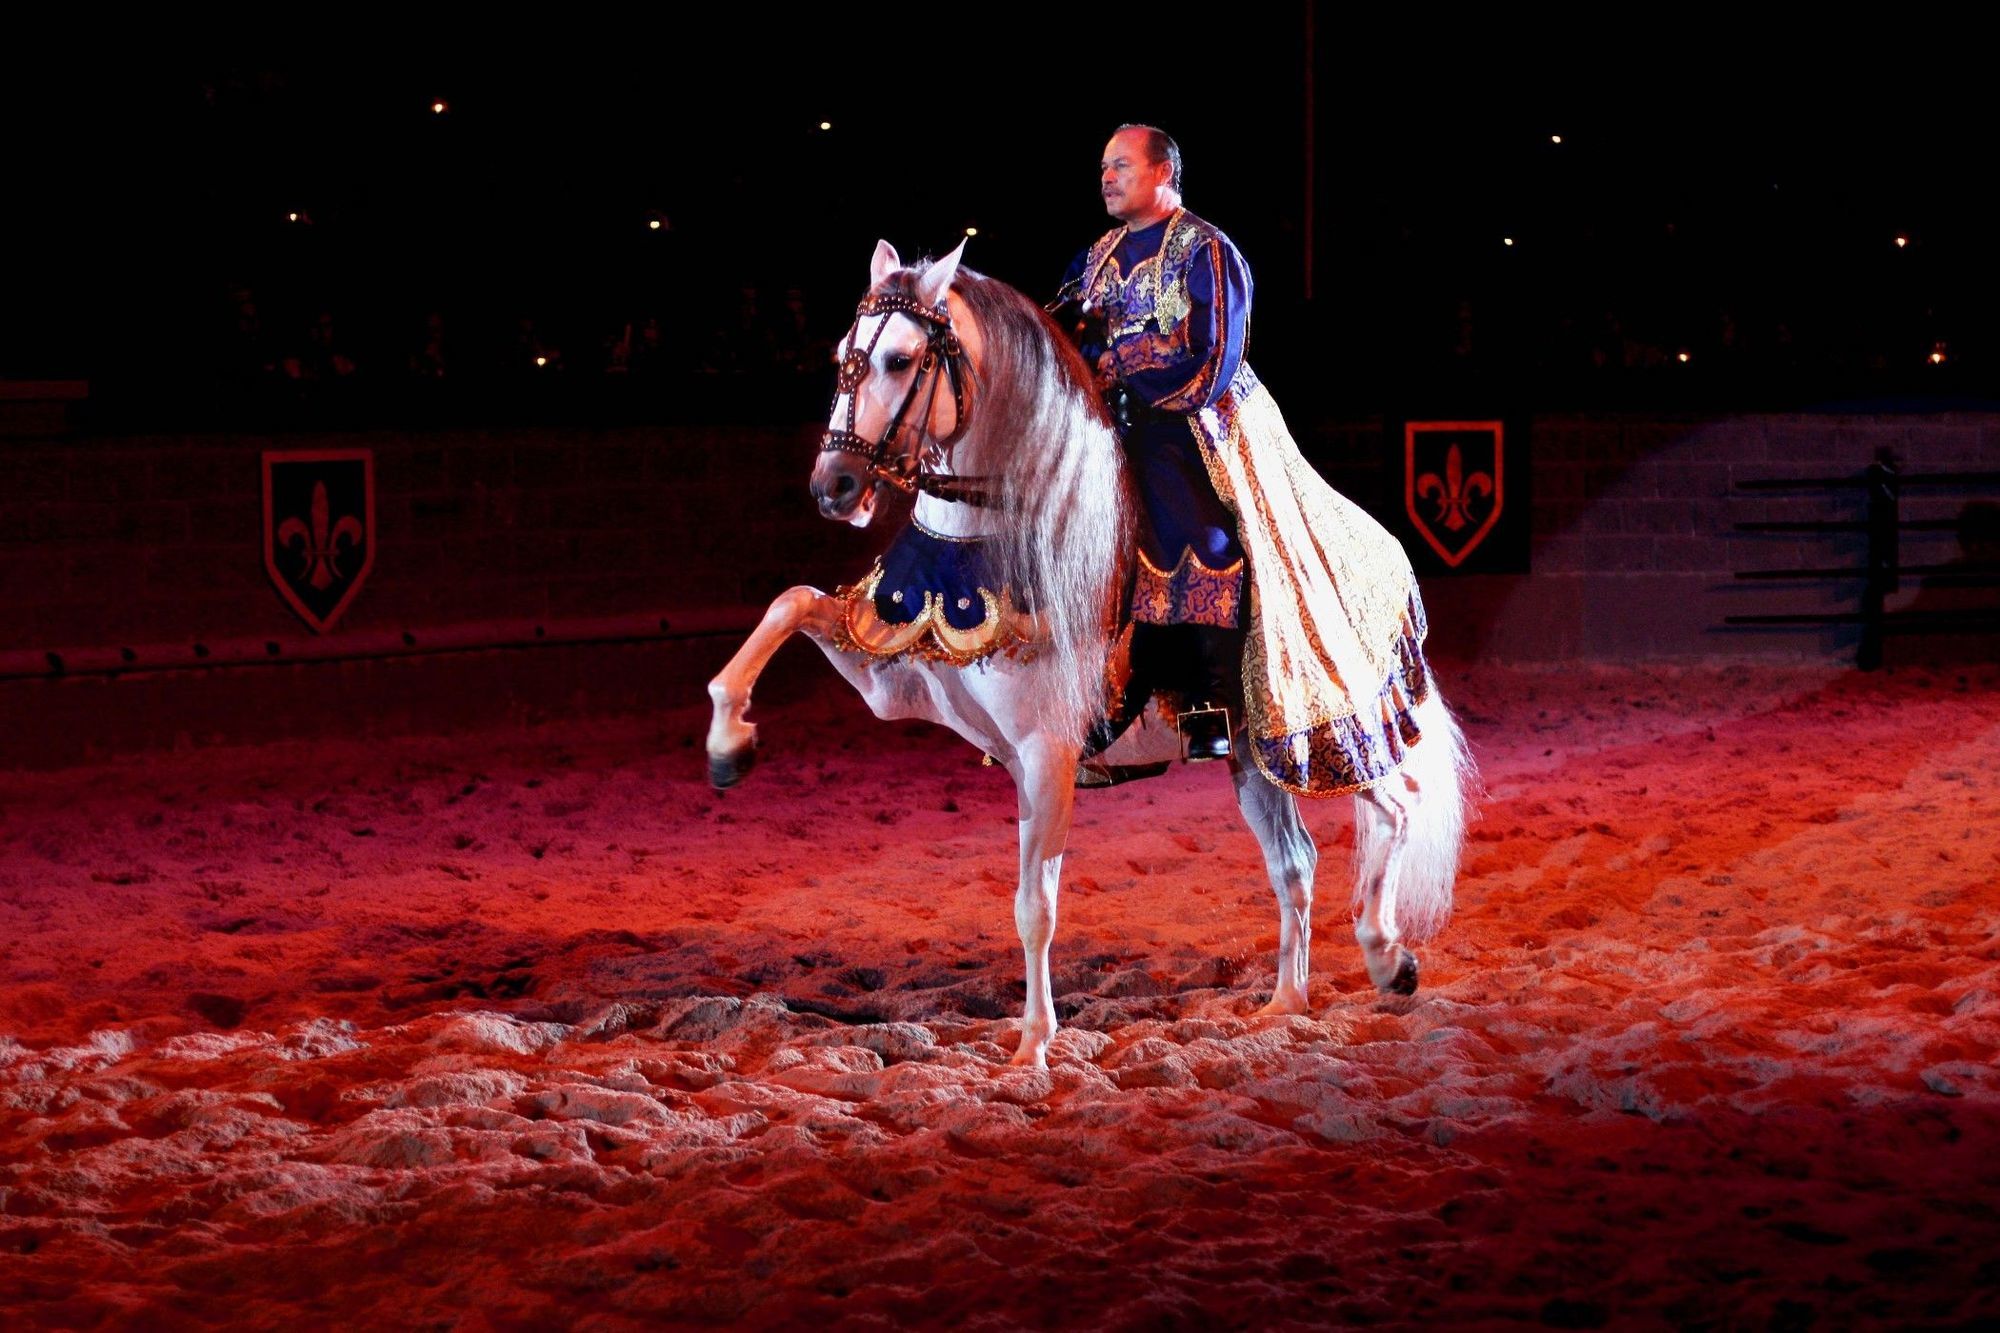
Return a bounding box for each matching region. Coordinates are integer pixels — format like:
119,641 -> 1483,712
830,473 -> 857,500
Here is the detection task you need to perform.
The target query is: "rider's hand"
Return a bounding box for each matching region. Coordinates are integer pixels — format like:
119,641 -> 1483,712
1093,349 -> 1118,392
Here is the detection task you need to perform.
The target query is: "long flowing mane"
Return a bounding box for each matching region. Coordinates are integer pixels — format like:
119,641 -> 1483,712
708,254 -> 1470,1063
875,263 -> 1132,748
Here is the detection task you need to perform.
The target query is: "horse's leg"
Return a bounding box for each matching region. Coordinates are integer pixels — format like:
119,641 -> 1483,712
705,585 -> 840,788
1353,778 -> 1421,994
1231,755 -> 1319,1016
1352,691 -> 1474,994
1005,732 -> 1079,1067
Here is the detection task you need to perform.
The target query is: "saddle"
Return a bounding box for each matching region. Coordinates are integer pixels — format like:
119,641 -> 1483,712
1076,616 -> 1240,787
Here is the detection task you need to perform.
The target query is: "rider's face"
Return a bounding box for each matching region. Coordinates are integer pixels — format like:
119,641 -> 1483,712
1099,129 -> 1173,225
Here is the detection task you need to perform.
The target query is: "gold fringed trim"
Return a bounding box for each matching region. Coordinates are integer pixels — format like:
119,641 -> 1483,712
1247,597 -> 1433,798
830,560 -> 1040,667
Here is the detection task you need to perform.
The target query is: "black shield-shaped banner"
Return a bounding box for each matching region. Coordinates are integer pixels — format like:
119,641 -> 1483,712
1403,421 -> 1507,570
263,449 -> 375,633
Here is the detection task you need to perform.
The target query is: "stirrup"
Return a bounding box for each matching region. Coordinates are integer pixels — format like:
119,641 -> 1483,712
1177,703 -> 1232,763
1075,759 -> 1172,789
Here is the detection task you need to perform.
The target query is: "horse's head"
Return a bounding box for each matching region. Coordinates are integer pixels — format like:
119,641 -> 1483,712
812,239 -> 975,525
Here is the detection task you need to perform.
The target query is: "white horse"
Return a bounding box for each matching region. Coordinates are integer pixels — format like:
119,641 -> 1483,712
706,240 -> 1474,1067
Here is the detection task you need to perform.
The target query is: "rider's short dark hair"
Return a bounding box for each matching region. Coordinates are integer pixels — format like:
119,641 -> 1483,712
1116,123 -> 1182,194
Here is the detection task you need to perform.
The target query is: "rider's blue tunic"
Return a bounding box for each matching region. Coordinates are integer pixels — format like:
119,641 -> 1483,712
1065,209 -> 1440,797
1060,210 -> 1250,629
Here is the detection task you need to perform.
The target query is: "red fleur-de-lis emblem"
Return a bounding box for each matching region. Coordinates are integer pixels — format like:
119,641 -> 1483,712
1404,422 -> 1505,568
1416,444 -> 1495,532
277,481 -> 366,590
263,450 -> 375,633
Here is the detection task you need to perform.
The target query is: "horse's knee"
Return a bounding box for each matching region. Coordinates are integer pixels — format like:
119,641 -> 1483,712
1291,831 -> 1319,881
1013,880 -> 1057,941
774,584 -> 823,612
1272,832 -> 1315,908
761,585 -> 833,637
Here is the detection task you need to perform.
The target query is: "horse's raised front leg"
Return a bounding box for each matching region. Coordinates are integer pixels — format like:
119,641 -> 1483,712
1353,777 -> 1420,995
1006,733 -> 1079,1067
705,585 -> 840,789
1231,751 -> 1319,1015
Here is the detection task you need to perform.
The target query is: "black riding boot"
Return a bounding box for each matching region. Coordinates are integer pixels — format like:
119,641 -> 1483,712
1178,624 -> 1245,763
1077,623 -> 1171,788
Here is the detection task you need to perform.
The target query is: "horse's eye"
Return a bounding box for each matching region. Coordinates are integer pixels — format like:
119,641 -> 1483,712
886,354 -> 913,373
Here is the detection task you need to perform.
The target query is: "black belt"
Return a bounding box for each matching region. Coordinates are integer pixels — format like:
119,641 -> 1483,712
1105,383 -> 1159,433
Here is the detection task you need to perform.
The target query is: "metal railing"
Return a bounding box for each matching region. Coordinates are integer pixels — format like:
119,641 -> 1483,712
1726,456 -> 2000,669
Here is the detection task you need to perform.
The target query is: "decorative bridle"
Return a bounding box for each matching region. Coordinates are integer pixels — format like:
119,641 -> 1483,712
819,290 -> 993,507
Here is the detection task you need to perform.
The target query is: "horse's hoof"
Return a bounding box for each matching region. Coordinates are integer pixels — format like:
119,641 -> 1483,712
1385,948 -> 1419,996
707,743 -> 757,790
1008,1041 -> 1050,1069
1010,1025 -> 1053,1068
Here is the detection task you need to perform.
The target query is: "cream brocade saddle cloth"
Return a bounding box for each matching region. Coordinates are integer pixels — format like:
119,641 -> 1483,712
1191,378 -> 1434,797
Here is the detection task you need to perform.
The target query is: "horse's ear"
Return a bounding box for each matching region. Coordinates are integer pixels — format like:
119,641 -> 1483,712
915,237 -> 967,307
870,240 -> 902,289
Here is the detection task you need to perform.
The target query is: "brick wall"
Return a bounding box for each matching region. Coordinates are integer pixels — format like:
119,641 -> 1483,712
0,423 -> 880,654
2,409 -> 1994,766
1404,414 -> 1999,663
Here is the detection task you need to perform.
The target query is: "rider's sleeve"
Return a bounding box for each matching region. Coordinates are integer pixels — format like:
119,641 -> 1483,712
1122,235 -> 1250,414
1056,247 -> 1090,300
1053,248 -> 1106,365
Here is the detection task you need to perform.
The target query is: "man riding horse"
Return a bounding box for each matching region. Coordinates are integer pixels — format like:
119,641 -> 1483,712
707,214 -> 1469,1059
1056,124 -> 1434,798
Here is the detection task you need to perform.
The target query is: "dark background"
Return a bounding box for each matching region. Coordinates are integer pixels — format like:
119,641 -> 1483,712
5,14 -> 1994,423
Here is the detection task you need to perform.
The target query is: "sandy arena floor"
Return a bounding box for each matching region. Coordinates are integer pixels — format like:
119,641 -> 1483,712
2,658 -> 1997,1330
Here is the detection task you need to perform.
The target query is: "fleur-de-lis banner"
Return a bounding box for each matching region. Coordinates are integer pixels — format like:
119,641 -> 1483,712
1395,419 -> 1529,574
262,449 -> 375,632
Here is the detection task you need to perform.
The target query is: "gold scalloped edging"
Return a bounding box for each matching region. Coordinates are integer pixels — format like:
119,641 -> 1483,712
831,561 -> 1040,667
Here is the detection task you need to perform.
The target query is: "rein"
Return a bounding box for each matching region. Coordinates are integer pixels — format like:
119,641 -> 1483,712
819,291 -> 995,507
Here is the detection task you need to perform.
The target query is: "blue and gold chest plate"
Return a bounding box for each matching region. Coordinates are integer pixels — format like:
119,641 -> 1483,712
832,522 -> 1037,666
1081,209 -> 1214,347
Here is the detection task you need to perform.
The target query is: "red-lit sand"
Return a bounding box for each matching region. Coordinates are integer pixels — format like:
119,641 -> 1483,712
3,660 -> 1997,1329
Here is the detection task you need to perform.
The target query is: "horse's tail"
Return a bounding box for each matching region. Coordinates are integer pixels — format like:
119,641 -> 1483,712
1357,686 -> 1479,944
